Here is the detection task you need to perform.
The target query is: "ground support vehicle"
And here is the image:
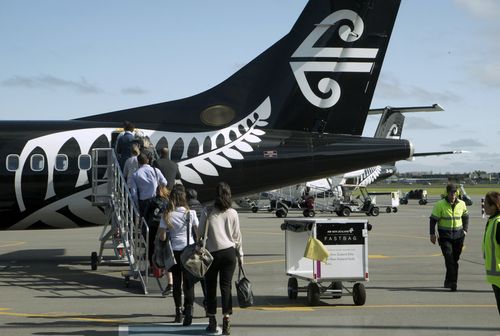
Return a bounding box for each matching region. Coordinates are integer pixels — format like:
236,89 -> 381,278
332,186 -> 380,217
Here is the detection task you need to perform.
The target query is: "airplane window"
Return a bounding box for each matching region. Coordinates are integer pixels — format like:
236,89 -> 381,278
31,154 -> 45,172
55,154 -> 69,171
6,154 -> 20,172
78,154 -> 92,171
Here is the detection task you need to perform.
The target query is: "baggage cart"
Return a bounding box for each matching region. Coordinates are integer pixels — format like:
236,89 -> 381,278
281,218 -> 369,306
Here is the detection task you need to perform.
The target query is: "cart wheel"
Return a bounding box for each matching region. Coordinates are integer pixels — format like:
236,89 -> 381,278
352,283 -> 366,306
341,207 -> 351,217
91,251 -> 98,271
307,282 -> 320,306
370,207 -> 380,216
276,208 -> 287,218
392,207 -> 398,213
386,206 -> 392,213
287,277 -> 298,299
124,275 -> 130,288
251,206 -> 259,213
331,281 -> 342,299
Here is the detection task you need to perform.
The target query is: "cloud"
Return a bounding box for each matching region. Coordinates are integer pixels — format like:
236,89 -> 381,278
0,75 -> 103,94
454,0 -> 500,20
405,117 -> 444,130
121,87 -> 148,95
441,138 -> 486,148
466,62 -> 500,88
375,76 -> 460,103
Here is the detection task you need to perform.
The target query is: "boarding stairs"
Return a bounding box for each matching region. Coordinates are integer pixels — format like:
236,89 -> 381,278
90,148 -> 149,294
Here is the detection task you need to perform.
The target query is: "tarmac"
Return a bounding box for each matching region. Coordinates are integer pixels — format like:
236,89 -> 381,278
1,196 -> 499,335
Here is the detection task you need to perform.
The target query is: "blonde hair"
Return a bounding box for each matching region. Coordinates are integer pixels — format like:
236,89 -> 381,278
162,184 -> 189,230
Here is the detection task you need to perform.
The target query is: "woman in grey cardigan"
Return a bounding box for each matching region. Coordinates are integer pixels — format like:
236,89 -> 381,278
199,182 -> 243,335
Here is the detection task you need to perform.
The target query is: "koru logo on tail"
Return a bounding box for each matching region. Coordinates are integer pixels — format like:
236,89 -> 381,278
290,10 -> 378,109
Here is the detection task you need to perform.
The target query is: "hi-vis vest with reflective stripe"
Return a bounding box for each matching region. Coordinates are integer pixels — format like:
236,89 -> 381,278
482,214 -> 500,287
431,198 -> 468,231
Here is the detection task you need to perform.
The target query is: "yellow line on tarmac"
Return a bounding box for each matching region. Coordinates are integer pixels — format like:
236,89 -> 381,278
245,254 -> 442,264
0,241 -> 26,248
0,311 -> 125,323
369,253 -> 442,259
370,233 -> 428,240
246,259 -> 285,265
243,229 -> 282,236
241,303 -> 496,311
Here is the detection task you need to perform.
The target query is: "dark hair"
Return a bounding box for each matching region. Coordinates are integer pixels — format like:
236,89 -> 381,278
137,153 -> 149,165
446,183 -> 457,194
214,182 -> 232,211
485,191 -> 500,213
186,188 -> 198,200
123,120 -> 135,132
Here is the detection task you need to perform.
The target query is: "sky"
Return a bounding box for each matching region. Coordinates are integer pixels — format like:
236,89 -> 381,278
0,0 -> 499,174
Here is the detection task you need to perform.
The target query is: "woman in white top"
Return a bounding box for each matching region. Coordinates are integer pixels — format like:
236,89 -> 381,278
159,184 -> 199,326
199,182 -> 243,335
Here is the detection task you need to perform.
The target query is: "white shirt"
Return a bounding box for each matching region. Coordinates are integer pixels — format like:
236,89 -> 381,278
160,207 -> 199,251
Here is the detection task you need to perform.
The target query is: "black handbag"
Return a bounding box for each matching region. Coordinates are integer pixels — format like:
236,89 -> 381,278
235,257 -> 254,308
180,211 -> 213,279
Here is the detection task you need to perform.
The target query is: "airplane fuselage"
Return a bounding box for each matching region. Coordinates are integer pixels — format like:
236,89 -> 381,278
0,119 -> 411,230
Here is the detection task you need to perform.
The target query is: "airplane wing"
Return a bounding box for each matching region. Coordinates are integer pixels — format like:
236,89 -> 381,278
412,150 -> 467,157
368,104 -> 444,115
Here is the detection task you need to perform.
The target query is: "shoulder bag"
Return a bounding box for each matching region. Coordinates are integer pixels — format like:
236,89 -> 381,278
180,210 -> 213,279
235,256 -> 254,308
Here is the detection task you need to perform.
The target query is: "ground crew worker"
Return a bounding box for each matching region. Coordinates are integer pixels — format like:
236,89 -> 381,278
429,183 -> 469,291
482,191 -> 500,315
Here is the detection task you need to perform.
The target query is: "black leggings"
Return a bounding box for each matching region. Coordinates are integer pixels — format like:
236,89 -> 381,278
493,284 -> 500,315
170,250 -> 195,309
204,247 -> 237,316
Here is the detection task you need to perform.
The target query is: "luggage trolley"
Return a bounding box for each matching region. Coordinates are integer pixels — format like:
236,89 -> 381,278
281,218 -> 369,306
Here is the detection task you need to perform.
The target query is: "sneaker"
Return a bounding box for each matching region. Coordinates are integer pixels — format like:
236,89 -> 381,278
206,316 -> 218,334
162,284 -> 173,296
222,316 -> 231,335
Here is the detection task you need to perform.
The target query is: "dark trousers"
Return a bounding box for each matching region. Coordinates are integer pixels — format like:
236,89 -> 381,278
205,247 -> 237,316
493,285 -> 500,315
170,250 -> 195,309
138,199 -> 153,263
438,236 -> 464,286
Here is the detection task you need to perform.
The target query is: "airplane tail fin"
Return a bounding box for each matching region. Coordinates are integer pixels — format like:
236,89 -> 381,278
79,0 -> 401,136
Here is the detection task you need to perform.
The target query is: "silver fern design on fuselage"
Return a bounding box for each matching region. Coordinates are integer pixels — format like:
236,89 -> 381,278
357,166 -> 382,186
11,98 -> 271,228
157,98 -> 271,184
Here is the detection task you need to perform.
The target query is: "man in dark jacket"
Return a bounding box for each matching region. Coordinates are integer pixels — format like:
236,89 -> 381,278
154,147 -> 181,190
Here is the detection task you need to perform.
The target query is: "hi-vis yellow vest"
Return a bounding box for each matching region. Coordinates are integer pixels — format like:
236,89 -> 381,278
431,199 -> 468,231
482,214 -> 500,287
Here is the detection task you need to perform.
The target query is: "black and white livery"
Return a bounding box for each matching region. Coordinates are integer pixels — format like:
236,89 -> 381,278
0,0 -> 412,230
